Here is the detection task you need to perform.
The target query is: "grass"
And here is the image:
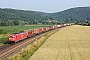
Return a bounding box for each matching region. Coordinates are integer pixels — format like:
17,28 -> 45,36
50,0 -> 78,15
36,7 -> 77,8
0,43 -> 4,46
7,29 -> 58,60
29,25 -> 90,60
0,25 -> 51,34
0,25 -> 51,46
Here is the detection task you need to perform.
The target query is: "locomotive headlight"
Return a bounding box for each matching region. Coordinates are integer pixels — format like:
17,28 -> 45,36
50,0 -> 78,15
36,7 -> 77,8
9,38 -> 15,41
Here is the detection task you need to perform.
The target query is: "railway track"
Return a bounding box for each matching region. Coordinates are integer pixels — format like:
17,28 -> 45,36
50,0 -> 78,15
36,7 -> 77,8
0,30 -> 52,60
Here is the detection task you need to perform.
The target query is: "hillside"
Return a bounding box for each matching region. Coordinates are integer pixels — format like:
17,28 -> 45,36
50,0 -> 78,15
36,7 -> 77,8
0,7 -> 90,25
53,7 -> 90,22
0,8 -> 47,25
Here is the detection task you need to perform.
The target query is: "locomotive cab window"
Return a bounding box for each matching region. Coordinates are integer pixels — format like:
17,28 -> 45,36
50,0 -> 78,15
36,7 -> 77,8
10,36 -> 15,38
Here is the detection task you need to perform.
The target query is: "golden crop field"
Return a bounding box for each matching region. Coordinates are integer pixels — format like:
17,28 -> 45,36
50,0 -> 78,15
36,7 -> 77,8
29,25 -> 90,60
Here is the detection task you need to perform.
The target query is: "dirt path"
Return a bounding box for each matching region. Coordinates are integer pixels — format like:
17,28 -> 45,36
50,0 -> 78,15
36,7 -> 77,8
29,25 -> 90,60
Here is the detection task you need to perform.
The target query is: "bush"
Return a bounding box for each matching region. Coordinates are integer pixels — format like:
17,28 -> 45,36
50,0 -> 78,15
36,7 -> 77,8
0,29 -> 7,34
0,37 -> 8,44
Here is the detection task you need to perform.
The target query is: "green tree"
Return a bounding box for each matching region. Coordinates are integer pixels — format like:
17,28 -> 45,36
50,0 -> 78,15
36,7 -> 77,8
14,20 -> 19,25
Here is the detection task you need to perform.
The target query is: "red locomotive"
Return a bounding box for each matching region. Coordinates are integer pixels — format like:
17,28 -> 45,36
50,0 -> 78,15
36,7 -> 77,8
9,32 -> 27,43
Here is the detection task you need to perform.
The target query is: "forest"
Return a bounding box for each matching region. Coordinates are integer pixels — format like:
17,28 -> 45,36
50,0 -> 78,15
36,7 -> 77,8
0,7 -> 90,26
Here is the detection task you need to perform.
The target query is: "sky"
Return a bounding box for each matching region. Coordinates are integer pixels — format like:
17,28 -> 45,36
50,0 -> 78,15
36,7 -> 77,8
0,0 -> 90,13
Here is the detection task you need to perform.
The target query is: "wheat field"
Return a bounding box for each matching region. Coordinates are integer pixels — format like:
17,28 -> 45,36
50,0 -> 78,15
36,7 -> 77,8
29,25 -> 90,60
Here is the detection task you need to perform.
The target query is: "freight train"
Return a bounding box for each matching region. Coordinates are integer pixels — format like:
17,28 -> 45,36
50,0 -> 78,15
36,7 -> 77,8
8,23 -> 74,44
